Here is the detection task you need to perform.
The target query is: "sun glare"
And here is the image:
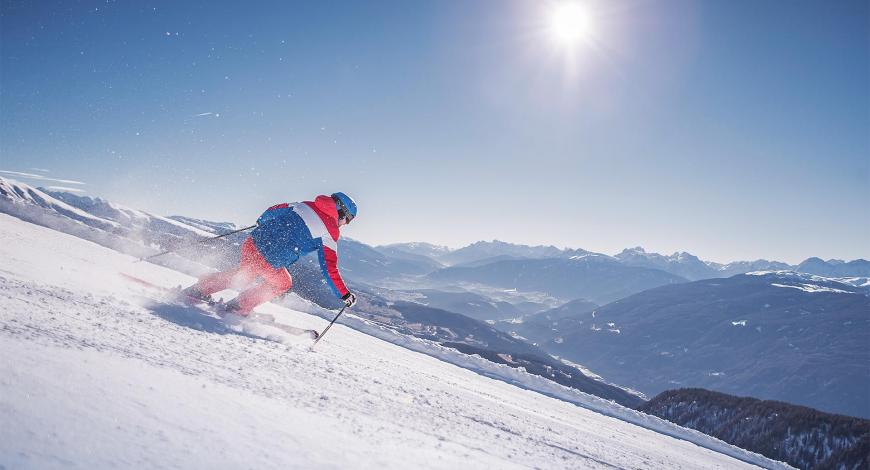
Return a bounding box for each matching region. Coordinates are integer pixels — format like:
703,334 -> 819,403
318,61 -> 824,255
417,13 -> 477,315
549,2 -> 594,47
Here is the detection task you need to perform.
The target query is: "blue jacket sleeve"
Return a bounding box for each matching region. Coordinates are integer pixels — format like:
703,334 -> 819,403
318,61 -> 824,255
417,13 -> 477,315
257,203 -> 288,225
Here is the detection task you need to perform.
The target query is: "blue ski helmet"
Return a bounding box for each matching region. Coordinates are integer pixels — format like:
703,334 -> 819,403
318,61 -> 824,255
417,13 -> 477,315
331,192 -> 358,223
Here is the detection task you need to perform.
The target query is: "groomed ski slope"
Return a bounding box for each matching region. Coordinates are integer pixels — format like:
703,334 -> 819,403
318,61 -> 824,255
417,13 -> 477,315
0,213 -> 791,470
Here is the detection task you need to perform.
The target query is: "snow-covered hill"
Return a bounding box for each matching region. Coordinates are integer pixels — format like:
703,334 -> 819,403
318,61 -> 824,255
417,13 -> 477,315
0,177 -> 121,232
44,189 -> 218,239
1,177 -> 218,241
0,177 -> 237,272
0,213 -> 791,469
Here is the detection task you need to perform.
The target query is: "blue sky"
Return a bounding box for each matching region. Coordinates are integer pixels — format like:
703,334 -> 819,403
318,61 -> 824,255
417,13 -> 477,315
1,0 -> 867,264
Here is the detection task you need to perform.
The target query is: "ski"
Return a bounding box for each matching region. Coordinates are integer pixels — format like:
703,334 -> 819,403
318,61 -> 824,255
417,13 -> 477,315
119,272 -> 213,306
118,272 -> 318,338
244,312 -> 319,339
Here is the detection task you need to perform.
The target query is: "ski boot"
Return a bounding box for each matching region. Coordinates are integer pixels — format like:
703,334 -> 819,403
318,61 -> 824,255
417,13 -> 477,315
219,298 -> 247,316
179,285 -> 215,306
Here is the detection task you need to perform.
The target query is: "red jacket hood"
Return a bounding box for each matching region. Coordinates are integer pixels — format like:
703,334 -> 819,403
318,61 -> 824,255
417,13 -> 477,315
308,195 -> 340,241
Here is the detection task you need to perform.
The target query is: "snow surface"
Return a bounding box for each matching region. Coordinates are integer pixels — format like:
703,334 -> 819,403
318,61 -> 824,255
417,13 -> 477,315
769,283 -> 852,294
0,214 -> 792,469
746,270 -> 867,290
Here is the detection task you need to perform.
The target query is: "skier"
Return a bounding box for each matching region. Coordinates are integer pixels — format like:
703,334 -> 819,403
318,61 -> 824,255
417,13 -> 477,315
182,192 -> 358,315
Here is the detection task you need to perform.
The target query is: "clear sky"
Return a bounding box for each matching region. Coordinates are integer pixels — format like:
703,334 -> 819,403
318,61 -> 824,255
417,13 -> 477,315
1,0 -> 868,264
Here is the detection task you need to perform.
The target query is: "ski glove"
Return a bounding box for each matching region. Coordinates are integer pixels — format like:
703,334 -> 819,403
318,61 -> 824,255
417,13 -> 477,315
342,292 -> 357,308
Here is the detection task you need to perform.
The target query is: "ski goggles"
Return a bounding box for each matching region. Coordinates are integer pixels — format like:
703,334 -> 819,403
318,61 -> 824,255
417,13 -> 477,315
336,199 -> 355,224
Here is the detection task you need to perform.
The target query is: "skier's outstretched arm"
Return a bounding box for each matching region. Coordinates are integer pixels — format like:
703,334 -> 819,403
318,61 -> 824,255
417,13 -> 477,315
257,203 -> 290,225
316,241 -> 351,301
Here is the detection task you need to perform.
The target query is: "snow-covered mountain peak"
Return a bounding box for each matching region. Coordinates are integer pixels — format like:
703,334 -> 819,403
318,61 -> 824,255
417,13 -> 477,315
377,241 -> 454,260
0,177 -> 43,203
45,189 -> 216,238
0,177 -> 121,231
616,247 -> 700,264
668,251 -> 699,262
616,246 -> 649,257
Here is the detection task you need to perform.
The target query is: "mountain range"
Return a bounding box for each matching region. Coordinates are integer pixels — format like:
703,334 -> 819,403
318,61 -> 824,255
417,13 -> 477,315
615,247 -> 794,280
381,239 -> 868,282
504,271 -> 870,418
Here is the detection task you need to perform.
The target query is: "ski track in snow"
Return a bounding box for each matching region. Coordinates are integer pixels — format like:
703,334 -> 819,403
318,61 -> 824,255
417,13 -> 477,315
0,214 -> 791,469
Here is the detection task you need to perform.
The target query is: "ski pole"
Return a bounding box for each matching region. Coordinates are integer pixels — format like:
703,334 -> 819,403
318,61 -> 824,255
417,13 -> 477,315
134,224 -> 257,263
310,305 -> 348,349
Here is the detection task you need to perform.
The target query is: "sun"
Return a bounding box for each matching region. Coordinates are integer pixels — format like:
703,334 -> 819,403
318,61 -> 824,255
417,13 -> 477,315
548,2 -> 594,47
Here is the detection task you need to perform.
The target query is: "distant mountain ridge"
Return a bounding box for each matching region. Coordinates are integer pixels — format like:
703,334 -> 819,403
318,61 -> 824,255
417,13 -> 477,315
337,238 -> 443,283
378,240 -> 867,280
796,257 -> 870,278
437,240 -> 593,266
377,242 -> 452,260
615,247 -> 795,281
712,259 -> 795,278
428,254 -> 688,304
615,247 -> 716,281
